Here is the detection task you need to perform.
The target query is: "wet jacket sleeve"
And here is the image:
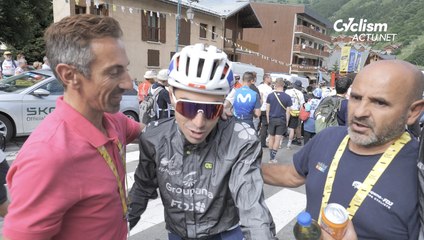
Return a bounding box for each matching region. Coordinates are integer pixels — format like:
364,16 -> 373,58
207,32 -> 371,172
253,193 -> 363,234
229,139 -> 278,240
128,134 -> 159,228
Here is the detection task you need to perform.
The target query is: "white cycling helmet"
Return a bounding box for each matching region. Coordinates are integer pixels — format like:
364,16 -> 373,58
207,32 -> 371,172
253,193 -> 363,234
168,43 -> 234,95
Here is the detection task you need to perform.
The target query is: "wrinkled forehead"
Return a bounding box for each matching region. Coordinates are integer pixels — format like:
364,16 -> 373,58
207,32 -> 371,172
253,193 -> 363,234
352,63 -> 413,99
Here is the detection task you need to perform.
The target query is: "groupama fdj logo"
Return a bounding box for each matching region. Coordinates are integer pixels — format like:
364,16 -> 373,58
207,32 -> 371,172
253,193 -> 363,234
333,18 -> 397,42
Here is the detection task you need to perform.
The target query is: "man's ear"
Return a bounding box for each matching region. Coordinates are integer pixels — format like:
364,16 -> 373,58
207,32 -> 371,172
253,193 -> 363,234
406,99 -> 424,125
55,63 -> 80,89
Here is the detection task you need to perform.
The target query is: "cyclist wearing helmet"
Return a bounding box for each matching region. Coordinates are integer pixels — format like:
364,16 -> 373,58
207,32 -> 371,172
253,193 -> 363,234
129,43 -> 277,239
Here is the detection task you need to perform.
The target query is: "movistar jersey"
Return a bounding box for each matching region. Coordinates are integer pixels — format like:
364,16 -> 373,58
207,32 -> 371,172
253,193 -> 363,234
232,86 -> 261,120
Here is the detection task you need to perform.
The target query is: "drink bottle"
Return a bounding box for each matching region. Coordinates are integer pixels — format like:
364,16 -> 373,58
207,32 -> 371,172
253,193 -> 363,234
293,211 -> 322,240
320,203 -> 349,240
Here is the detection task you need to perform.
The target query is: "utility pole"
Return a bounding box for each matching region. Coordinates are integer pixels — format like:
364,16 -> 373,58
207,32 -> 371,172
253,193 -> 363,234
176,0 -> 182,52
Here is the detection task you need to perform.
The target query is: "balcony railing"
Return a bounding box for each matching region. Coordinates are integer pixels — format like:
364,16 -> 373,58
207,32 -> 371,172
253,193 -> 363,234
294,25 -> 331,43
293,44 -> 330,58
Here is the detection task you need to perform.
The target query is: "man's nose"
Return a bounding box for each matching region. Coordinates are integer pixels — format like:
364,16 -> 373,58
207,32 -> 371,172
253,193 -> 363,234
191,110 -> 207,127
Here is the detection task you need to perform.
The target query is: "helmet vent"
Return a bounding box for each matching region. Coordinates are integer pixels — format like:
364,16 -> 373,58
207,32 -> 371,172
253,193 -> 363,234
197,58 -> 205,78
221,63 -> 230,80
186,57 -> 191,77
210,60 -> 219,80
176,56 -> 180,71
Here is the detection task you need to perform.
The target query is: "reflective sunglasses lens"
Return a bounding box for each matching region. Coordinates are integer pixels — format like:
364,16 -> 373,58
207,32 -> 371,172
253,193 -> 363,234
176,101 -> 197,119
204,104 -> 223,119
176,101 -> 223,120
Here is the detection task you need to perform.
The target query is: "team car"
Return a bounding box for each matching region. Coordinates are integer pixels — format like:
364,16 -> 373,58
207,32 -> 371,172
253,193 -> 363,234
0,69 -> 139,141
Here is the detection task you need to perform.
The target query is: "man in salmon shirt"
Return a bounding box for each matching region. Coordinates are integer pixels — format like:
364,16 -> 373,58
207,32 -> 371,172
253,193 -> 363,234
3,14 -> 143,240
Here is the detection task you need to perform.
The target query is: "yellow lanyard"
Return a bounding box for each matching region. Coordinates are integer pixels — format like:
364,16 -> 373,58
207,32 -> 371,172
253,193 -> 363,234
97,140 -> 127,218
318,132 -> 411,222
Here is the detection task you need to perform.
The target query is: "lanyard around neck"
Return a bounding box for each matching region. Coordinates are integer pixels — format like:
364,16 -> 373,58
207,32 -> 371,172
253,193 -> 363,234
318,132 -> 411,222
97,140 -> 127,218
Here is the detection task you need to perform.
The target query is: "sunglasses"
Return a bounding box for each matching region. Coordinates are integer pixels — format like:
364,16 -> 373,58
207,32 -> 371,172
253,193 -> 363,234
171,93 -> 223,120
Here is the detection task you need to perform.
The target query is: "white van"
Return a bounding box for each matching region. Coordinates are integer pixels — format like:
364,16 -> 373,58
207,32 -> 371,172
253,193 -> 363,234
230,62 -> 264,85
269,72 -> 309,88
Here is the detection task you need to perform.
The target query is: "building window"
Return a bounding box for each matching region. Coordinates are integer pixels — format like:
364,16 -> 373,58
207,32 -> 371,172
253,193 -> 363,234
211,26 -> 216,40
147,49 -> 160,67
297,18 -> 302,25
200,23 -> 207,38
90,3 -> 109,16
148,12 -> 159,41
75,5 -> 86,14
295,37 -> 300,44
142,11 -> 166,43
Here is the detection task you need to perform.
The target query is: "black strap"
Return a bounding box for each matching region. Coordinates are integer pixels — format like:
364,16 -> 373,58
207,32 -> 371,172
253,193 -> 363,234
274,92 -> 287,110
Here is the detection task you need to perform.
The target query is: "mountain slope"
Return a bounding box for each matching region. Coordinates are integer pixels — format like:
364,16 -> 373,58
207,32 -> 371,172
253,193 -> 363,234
254,0 -> 424,65
312,0 -> 424,64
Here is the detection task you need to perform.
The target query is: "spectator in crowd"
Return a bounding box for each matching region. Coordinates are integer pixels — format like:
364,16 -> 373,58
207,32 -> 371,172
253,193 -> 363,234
266,78 -> 291,163
16,53 -> 25,61
305,85 -> 314,101
285,80 -> 305,148
330,76 -> 353,126
262,60 -> 424,239
0,51 -> 18,78
302,88 -> 322,144
150,68 -> 172,119
42,56 -> 51,70
258,73 -> 273,148
3,14 -> 142,240
138,69 -> 156,103
33,61 -> 43,70
233,73 -> 242,89
14,59 -> 30,75
231,71 -> 261,128
129,43 -> 277,239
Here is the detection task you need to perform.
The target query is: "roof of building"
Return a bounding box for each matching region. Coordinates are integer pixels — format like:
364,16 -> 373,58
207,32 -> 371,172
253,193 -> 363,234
162,0 -> 261,28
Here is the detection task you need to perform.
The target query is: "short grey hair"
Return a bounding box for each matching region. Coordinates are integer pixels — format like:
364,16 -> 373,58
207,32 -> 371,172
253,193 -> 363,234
44,14 -> 123,80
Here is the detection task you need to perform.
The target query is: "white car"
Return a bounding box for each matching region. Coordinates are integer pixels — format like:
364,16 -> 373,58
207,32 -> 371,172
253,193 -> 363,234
0,70 -> 139,141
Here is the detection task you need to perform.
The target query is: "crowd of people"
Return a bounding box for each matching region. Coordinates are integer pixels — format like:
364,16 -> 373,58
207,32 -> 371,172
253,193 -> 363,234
1,14 -> 424,240
0,51 -> 51,79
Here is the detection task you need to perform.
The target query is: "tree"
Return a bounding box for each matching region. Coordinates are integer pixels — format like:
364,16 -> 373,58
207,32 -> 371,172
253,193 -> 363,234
0,0 -> 52,63
405,44 -> 424,66
331,60 -> 340,73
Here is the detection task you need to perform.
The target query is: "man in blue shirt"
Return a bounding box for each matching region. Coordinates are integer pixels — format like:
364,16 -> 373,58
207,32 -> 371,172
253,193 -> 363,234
231,72 -> 261,128
266,78 -> 292,163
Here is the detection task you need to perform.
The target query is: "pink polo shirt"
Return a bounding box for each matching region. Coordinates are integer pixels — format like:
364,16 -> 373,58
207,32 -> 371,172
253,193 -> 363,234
4,97 -> 140,240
